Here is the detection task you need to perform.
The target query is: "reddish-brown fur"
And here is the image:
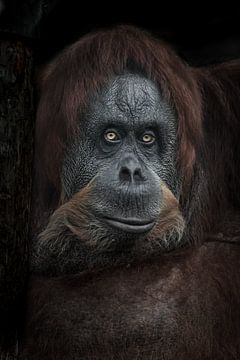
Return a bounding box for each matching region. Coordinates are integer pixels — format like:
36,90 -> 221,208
22,26 -> 240,359
21,242 -> 240,360
32,25 -> 203,236
30,180 -> 184,276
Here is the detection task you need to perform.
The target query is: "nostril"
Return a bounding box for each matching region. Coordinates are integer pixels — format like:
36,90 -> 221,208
119,167 -> 132,182
133,168 -> 144,182
119,166 -> 144,183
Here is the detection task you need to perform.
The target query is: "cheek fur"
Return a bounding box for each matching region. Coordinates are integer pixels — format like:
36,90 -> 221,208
147,181 -> 185,250
32,178 -> 185,276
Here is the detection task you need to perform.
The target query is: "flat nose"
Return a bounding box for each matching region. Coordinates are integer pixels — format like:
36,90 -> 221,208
118,157 -> 145,184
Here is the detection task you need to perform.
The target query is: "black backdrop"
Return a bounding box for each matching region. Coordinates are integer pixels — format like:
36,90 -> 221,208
35,2 -> 240,66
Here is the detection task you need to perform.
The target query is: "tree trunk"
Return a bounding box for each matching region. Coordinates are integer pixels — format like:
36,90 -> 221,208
0,37 -> 34,358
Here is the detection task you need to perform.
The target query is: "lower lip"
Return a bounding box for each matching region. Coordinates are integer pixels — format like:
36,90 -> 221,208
103,217 -> 155,234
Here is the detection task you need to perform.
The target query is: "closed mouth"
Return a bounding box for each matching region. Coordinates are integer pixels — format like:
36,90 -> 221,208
103,216 -> 155,233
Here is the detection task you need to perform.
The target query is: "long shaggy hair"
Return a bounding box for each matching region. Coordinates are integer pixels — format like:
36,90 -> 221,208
32,25 -> 203,234
21,26 -> 240,360
32,25 -> 240,249
32,179 -> 185,275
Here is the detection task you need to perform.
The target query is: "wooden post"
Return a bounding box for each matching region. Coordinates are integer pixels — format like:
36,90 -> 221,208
0,37 -> 34,358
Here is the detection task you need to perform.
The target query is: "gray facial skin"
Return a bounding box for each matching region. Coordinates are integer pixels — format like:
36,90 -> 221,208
32,74 -> 182,276
62,74 -> 178,189
61,73 -> 179,238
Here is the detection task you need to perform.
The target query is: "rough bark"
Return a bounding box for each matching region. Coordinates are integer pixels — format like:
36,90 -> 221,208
0,38 -> 34,358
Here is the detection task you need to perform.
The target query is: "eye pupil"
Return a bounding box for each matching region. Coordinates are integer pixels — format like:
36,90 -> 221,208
104,131 -> 118,142
143,134 -> 155,143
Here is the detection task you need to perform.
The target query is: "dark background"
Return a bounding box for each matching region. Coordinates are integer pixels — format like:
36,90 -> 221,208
34,2 -> 240,66
1,1 -> 240,67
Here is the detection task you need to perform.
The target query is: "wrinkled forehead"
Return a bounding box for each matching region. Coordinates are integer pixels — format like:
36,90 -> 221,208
90,74 -> 169,117
81,74 -> 177,135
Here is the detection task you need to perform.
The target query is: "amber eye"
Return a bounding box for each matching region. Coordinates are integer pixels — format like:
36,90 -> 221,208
142,133 -> 155,144
104,130 -> 119,142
